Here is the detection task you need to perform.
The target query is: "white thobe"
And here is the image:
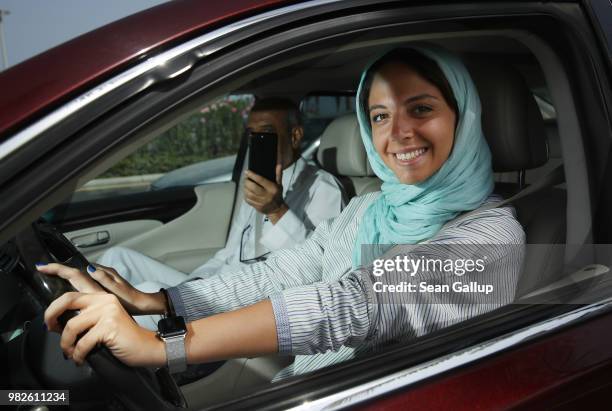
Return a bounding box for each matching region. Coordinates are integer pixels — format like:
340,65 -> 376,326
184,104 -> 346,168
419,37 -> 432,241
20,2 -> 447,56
190,157 -> 346,278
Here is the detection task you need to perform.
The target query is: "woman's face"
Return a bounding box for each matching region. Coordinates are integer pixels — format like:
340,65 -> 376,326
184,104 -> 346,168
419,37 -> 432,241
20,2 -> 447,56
368,62 -> 457,184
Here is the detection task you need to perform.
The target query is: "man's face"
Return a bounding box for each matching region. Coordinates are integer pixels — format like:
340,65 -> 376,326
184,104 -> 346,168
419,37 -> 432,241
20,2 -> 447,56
246,109 -> 297,171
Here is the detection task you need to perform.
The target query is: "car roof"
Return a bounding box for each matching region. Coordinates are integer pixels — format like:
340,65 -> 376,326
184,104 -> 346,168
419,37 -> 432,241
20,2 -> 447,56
0,0 -> 289,140
239,37 -> 540,99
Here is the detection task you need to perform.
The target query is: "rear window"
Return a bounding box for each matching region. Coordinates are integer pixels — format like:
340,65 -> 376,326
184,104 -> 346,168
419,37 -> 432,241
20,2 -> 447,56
300,94 -> 356,150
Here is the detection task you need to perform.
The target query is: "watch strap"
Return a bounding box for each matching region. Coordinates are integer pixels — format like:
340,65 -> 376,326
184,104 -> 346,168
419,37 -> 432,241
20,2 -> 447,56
162,334 -> 187,374
159,288 -> 176,317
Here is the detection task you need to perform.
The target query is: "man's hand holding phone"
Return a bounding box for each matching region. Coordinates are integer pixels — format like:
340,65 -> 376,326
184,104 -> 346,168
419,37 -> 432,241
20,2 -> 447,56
244,164 -> 288,224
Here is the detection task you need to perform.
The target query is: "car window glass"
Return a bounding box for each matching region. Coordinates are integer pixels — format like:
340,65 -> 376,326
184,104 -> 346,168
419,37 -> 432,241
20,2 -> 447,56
71,94 -> 254,201
300,94 -> 355,154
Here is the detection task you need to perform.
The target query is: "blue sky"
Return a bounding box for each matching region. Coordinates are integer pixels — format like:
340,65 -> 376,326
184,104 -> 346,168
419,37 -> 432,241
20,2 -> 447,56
0,0 -> 168,68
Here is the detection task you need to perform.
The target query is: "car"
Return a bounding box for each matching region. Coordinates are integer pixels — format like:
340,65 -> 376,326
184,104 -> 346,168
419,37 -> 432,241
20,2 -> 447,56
1,0 -> 611,410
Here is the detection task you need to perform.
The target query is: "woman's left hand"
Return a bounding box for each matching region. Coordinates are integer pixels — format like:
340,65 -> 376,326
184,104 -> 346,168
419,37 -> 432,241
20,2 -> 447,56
44,291 -> 165,367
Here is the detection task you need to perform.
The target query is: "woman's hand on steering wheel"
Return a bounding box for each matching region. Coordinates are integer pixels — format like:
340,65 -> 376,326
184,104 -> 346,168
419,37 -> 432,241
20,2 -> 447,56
36,262 -> 105,292
36,263 -> 167,315
44,291 -> 166,367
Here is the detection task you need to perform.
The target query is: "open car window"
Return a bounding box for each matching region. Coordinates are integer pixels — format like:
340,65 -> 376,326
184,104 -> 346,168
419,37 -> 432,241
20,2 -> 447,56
70,94 -> 254,202
300,93 -> 356,158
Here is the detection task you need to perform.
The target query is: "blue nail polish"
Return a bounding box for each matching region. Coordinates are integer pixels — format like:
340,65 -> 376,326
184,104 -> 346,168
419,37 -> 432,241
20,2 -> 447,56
35,262 -> 47,267
87,264 -> 96,274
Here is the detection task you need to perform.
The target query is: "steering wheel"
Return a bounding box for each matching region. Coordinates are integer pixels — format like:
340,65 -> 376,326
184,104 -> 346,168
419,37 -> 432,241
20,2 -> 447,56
14,221 -> 187,410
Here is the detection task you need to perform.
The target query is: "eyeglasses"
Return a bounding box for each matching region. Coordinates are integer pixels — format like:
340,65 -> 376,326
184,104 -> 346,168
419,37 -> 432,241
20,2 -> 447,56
239,224 -> 270,263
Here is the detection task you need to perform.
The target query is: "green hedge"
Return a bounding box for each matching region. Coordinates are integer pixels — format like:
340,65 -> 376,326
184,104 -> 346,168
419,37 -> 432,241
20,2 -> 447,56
101,96 -> 253,177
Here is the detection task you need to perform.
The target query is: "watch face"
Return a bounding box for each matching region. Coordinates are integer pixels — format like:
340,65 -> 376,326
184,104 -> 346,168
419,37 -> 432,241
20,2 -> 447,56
158,316 -> 187,337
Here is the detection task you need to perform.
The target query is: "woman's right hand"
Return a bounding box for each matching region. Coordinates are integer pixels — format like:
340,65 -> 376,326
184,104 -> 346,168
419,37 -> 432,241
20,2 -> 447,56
44,291 -> 165,367
36,263 -> 167,315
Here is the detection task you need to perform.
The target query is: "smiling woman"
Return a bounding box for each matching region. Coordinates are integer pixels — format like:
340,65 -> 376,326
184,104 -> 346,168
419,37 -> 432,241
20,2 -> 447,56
365,49 -> 458,184
353,46 -> 496,267
37,45 -> 525,391
368,65 -> 456,182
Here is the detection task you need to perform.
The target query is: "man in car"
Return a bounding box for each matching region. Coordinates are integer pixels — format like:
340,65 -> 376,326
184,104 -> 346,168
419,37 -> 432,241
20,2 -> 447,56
97,98 -> 346,304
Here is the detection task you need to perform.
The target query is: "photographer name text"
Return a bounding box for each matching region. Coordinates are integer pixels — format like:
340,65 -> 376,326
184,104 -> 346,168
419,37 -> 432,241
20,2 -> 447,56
371,255 -> 494,295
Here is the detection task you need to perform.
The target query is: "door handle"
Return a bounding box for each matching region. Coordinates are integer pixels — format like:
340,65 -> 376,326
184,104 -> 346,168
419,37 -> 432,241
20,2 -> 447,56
70,231 -> 110,248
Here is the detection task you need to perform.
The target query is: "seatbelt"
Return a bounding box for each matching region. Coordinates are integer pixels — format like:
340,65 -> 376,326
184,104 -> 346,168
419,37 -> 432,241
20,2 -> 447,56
449,164 -> 565,224
225,130 -> 250,242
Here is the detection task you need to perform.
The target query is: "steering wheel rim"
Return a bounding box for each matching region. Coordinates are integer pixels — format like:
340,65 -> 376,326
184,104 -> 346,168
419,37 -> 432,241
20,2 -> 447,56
15,221 -> 187,410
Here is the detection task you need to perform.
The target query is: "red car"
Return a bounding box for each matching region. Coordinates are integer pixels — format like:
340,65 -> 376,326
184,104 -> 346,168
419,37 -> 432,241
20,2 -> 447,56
1,0 -> 611,409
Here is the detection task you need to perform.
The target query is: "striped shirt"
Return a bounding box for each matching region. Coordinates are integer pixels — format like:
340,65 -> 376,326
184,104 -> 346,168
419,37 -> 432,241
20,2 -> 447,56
167,192 -> 525,380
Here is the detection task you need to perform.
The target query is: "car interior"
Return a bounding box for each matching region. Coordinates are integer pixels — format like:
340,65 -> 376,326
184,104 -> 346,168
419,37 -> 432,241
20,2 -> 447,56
64,37 -> 569,289
65,36 -> 572,406
2,7 -> 609,408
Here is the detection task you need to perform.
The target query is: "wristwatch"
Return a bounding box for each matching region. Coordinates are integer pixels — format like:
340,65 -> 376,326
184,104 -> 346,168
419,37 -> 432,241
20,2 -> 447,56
157,316 -> 187,374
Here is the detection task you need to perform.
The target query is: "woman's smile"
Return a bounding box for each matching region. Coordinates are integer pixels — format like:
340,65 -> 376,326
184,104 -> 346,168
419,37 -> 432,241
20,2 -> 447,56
391,146 -> 429,165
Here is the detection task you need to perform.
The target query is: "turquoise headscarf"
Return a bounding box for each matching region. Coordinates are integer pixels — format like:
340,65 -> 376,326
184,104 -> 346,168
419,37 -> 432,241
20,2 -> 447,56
352,46 -> 494,268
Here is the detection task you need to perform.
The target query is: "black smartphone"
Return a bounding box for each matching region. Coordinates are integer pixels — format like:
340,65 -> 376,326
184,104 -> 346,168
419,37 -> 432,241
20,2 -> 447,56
248,132 -> 278,182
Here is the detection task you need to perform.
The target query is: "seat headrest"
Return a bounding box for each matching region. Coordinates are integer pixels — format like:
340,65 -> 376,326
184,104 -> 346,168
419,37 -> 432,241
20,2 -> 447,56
317,57 -> 548,176
317,113 -> 374,177
466,57 -> 548,172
